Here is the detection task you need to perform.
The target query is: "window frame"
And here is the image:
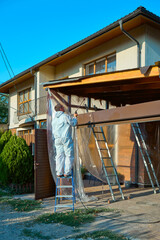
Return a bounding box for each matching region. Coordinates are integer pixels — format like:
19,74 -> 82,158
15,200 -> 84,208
84,53 -> 116,76
18,88 -> 31,116
39,120 -> 47,129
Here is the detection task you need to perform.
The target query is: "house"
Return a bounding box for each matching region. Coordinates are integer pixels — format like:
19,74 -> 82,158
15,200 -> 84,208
0,6 -> 160,199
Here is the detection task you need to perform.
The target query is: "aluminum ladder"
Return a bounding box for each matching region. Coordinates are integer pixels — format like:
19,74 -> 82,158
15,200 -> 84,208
131,123 -> 160,193
54,171 -> 76,212
92,126 -> 124,201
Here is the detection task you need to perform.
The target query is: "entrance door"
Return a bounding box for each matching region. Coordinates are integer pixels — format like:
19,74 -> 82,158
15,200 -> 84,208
34,129 -> 55,200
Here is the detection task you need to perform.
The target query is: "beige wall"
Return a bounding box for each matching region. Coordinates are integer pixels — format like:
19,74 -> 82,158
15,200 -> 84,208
55,25 -> 148,80
145,25 -> 160,66
38,65 -> 55,98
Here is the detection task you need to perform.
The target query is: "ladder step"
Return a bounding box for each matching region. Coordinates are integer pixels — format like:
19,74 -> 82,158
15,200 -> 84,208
94,131 -> 103,134
102,157 -> 111,159
104,166 -> 113,168
100,148 -> 107,150
97,140 -> 105,142
56,195 -> 73,198
55,204 -> 73,208
57,185 -> 73,188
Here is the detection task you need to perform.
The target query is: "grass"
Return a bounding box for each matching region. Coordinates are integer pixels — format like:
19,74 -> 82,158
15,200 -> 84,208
22,229 -> 51,240
0,197 -> 42,211
72,230 -> 130,240
34,208 -> 115,227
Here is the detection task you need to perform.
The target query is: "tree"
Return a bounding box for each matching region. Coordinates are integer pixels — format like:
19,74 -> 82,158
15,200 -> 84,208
0,135 -> 34,184
0,94 -> 8,124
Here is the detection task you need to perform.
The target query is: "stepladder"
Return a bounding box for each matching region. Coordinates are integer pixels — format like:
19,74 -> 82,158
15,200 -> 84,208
91,125 -> 124,202
54,171 -> 76,212
131,123 -> 160,193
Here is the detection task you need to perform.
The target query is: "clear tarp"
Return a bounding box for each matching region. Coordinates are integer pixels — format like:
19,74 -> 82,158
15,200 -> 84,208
47,90 -> 160,201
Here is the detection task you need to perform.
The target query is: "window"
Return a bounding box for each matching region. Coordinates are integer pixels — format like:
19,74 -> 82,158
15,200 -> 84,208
95,58 -> 105,74
18,88 -> 31,115
85,54 -> 116,75
85,63 -> 94,75
107,54 -> 116,72
40,120 -> 47,129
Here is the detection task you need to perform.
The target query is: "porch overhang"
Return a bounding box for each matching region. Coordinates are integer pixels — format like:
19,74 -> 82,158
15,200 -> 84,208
43,64 -> 160,105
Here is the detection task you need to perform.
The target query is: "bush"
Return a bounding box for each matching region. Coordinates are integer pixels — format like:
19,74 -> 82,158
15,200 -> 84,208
0,130 -> 12,152
0,129 -> 4,139
0,135 -> 33,185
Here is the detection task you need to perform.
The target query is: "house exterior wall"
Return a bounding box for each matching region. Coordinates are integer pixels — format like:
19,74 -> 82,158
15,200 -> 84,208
145,25 -> 160,66
55,25 -> 148,81
38,65 -> 55,98
35,65 -> 55,123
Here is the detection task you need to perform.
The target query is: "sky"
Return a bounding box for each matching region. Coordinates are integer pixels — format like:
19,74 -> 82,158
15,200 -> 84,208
0,0 -> 160,84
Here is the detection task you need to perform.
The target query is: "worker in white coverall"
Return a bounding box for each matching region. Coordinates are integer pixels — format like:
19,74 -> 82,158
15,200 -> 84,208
52,103 -> 78,177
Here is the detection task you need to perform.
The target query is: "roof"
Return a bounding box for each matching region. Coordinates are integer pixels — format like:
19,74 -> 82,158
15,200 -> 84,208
1,6 -> 160,92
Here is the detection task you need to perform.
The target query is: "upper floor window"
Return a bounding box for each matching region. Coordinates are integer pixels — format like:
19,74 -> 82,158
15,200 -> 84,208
107,54 -> 116,72
85,54 -> 116,75
18,88 -> 31,115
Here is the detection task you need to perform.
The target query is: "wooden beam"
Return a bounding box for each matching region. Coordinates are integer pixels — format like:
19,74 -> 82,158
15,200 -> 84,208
77,100 -> 160,126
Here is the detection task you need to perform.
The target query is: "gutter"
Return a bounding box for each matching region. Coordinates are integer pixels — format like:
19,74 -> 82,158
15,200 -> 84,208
119,20 -> 141,68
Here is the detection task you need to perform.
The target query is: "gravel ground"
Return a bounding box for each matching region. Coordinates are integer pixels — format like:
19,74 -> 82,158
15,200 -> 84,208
0,188 -> 160,240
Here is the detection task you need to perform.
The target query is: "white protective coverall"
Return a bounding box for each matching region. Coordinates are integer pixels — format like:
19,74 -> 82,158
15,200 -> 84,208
52,111 -> 77,176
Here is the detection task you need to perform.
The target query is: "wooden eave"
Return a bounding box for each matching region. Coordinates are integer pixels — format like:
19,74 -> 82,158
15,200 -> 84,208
43,65 -> 160,105
0,72 -> 33,93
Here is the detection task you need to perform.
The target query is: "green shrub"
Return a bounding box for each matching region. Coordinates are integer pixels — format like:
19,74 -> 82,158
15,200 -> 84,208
0,156 -> 9,185
0,130 -> 12,152
0,135 -> 33,184
0,129 -> 4,139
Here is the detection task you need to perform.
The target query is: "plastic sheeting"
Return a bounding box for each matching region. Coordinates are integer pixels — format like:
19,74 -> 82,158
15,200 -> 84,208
47,89 -> 160,201
47,90 -> 93,201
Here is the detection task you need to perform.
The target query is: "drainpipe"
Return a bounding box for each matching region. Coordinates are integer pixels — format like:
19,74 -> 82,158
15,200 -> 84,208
119,20 -> 141,68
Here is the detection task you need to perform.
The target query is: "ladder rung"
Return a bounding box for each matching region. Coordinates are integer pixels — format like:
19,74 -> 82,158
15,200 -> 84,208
57,176 -> 72,179
102,157 -> 111,159
57,185 -> 73,188
55,204 -> 73,208
107,175 -> 116,177
100,148 -> 107,150
105,166 -> 113,168
94,131 -> 103,134
56,195 -> 73,198
97,140 -> 105,142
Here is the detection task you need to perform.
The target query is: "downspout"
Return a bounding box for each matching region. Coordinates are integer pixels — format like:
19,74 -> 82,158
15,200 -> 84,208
119,20 -> 141,68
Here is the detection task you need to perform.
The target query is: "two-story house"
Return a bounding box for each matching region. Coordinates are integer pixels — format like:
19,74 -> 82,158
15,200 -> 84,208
0,6 -> 160,199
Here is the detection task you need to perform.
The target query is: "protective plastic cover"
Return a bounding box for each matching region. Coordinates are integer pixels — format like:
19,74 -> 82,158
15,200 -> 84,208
47,90 -> 160,200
